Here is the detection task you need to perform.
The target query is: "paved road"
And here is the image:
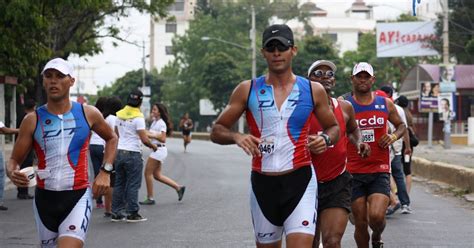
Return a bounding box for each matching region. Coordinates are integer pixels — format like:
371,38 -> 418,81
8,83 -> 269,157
1,138 -> 473,247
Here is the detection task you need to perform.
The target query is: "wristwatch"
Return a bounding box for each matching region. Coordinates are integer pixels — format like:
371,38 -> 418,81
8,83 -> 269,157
319,133 -> 331,147
100,163 -> 114,174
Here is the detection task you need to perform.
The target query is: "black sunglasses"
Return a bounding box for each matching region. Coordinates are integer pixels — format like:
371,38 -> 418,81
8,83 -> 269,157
264,43 -> 291,53
311,70 -> 335,78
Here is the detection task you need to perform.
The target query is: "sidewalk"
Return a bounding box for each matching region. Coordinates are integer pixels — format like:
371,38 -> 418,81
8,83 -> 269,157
413,143 -> 474,169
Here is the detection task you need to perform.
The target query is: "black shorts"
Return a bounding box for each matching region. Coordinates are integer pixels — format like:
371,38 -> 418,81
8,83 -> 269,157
351,173 -> 390,201
318,171 -> 352,214
35,188 -> 88,232
182,130 -> 191,136
251,166 -> 314,226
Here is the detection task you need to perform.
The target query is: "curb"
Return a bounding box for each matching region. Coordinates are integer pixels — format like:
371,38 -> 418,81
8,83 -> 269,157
411,157 -> 474,193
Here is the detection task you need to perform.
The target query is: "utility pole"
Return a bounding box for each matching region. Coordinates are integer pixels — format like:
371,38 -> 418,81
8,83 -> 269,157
142,40 -> 146,88
238,5 -> 256,133
251,5 -> 256,80
140,39 -> 151,118
442,0 -> 451,149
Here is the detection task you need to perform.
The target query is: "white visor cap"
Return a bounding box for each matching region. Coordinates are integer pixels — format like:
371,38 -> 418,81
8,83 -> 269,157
41,58 -> 74,78
352,62 -> 374,76
307,60 -> 337,77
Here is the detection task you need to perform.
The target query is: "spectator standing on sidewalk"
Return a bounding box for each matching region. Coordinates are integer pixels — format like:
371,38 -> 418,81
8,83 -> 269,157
140,103 -> 186,205
0,121 -> 19,210
89,96 -> 109,209
16,99 -> 36,200
346,62 -> 406,248
101,96 -> 123,218
307,60 -> 370,248
395,95 -> 417,193
111,89 -> 157,222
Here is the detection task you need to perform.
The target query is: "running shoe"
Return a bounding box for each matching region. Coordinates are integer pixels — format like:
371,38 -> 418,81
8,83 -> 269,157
401,205 -> 412,214
126,213 -> 147,223
0,205 -> 8,211
139,198 -> 156,205
103,212 -> 112,218
96,203 -> 105,209
111,213 -> 126,222
177,186 -> 186,201
386,202 -> 401,216
372,240 -> 384,248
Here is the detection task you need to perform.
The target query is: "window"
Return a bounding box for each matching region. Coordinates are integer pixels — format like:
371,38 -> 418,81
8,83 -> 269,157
165,46 -> 173,55
168,0 -> 184,12
166,23 -> 177,33
322,33 -> 337,42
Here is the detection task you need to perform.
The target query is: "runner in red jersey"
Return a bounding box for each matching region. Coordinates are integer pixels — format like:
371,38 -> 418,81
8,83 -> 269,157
346,62 -> 406,248
307,60 -> 370,248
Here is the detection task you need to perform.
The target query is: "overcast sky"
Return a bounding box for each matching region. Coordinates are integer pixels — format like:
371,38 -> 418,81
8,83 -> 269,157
70,0 -> 415,94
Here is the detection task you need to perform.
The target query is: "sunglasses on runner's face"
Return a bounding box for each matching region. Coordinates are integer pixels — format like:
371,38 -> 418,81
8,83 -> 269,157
311,70 -> 335,78
264,43 -> 291,52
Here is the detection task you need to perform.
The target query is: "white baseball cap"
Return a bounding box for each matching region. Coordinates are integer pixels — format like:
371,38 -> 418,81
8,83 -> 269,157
352,62 -> 374,76
41,58 -> 74,78
307,60 -> 337,77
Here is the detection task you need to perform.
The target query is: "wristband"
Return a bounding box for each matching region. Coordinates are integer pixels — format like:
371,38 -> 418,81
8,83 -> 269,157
390,134 -> 398,142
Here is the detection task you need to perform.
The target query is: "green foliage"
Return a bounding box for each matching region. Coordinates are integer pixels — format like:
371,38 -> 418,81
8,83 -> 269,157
201,52 -> 241,112
0,0 -> 174,101
292,36 -> 339,78
97,69 -> 163,104
433,0 -> 474,64
159,0 -> 301,128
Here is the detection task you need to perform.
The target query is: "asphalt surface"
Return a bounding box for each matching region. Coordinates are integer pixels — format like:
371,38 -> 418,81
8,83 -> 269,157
0,138 -> 473,247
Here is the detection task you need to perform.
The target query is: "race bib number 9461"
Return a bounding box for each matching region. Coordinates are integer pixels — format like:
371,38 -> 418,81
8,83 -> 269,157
361,129 -> 375,143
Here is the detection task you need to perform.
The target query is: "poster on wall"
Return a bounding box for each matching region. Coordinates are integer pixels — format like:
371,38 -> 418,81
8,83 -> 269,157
419,81 -> 439,112
439,64 -> 457,93
438,93 -> 455,122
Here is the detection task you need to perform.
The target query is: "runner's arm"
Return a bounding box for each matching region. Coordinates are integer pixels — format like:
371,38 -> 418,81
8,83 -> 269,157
379,100 -> 406,149
6,113 -> 36,187
341,100 -> 370,157
308,81 -> 340,154
211,80 -> 261,157
85,105 -> 118,198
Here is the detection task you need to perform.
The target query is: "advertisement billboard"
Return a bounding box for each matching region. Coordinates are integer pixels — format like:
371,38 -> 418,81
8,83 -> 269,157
419,81 -> 439,112
439,64 -> 456,93
438,93 -> 455,122
376,21 -> 439,58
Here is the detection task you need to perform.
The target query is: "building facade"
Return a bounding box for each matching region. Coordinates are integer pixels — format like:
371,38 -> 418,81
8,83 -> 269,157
149,0 -> 196,72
